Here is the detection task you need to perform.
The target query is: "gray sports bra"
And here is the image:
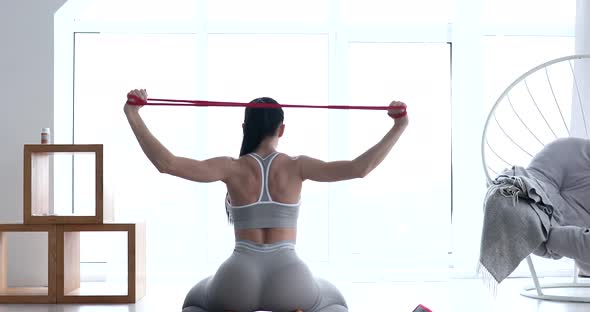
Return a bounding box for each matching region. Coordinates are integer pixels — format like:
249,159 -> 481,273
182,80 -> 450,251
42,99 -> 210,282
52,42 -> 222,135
226,151 -> 301,229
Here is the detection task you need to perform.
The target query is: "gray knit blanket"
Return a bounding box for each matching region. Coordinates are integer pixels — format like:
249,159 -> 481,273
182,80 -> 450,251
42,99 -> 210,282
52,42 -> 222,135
478,166 -> 558,289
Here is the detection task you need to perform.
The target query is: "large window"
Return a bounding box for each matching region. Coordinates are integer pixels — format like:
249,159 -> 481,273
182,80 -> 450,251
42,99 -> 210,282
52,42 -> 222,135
346,43 -> 451,277
55,0 -> 577,282
204,34 -> 331,264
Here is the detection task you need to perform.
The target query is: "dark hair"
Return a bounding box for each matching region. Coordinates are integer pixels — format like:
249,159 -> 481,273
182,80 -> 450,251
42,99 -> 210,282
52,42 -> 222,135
239,97 -> 284,157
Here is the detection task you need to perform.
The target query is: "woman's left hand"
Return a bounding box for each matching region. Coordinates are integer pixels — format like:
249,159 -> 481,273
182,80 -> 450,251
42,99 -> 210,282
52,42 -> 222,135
124,89 -> 147,115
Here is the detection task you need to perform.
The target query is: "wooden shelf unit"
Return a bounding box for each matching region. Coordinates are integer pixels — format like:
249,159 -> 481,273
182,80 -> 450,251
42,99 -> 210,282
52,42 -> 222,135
0,224 -> 56,304
0,144 -> 146,304
56,223 -> 146,304
23,144 -> 109,224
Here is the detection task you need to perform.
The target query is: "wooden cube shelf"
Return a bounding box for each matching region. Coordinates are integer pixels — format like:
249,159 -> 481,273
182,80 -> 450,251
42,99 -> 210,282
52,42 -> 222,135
57,223 -> 145,303
23,144 -> 111,224
0,224 -> 56,303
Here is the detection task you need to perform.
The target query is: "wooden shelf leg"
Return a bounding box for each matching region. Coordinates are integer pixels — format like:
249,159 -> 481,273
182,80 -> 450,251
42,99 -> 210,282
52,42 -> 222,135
0,232 -> 7,292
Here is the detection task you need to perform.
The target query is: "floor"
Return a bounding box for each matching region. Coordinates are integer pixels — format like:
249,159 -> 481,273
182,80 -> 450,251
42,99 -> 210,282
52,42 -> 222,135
1,277 -> 590,311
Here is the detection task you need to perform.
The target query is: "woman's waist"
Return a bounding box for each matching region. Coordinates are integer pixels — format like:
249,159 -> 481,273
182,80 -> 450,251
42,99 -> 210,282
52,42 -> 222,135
235,227 -> 297,243
234,239 -> 295,254
233,239 -> 297,248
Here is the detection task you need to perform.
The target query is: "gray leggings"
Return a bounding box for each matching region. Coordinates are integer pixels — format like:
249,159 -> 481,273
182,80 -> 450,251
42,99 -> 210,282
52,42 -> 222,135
182,240 -> 348,312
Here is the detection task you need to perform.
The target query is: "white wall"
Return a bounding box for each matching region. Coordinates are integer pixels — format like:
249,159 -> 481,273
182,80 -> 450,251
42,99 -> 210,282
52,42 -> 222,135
0,0 -> 67,286
571,0 -> 590,137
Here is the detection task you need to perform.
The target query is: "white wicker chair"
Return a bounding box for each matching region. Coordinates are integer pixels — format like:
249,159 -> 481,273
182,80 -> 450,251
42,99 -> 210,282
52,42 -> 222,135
481,54 -> 590,302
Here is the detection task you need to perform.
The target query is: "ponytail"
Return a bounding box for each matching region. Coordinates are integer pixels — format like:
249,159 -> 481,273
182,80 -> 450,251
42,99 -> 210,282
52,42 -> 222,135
226,97 -> 284,223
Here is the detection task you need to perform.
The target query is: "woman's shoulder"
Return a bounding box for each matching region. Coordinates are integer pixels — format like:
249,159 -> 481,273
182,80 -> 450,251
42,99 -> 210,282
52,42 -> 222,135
273,152 -> 306,172
277,151 -> 314,162
277,151 -> 297,159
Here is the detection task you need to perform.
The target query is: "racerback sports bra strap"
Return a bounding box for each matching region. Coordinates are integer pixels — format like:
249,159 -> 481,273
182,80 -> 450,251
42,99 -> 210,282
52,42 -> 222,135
247,151 -> 280,202
227,151 -> 300,229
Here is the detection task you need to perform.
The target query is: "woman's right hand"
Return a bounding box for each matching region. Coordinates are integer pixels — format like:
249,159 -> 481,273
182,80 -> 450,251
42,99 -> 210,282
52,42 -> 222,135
124,89 -> 147,115
388,100 -> 408,128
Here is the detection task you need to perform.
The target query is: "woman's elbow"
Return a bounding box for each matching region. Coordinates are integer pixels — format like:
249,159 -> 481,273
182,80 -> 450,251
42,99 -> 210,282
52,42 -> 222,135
156,165 -> 168,174
154,158 -> 173,174
357,169 -> 370,179
352,162 -> 370,179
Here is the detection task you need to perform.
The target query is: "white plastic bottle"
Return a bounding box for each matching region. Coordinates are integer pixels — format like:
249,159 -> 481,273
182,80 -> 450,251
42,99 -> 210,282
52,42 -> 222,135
41,128 -> 50,144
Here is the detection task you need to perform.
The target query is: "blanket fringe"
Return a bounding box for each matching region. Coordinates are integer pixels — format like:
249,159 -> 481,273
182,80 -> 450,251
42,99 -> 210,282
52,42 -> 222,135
477,262 -> 499,297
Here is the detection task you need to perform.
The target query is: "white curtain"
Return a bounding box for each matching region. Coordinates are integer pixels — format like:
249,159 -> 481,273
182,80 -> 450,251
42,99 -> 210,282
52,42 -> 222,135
571,0 -> 590,137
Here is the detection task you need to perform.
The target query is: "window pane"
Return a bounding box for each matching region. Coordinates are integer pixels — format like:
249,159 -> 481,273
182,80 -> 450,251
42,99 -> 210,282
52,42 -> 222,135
482,0 -> 575,25
483,36 -> 575,110
70,0 -> 198,23
207,0 -> 329,24
77,232 -> 128,294
347,43 -> 451,275
206,34 -> 330,263
341,0 -> 454,23
73,33 -> 208,280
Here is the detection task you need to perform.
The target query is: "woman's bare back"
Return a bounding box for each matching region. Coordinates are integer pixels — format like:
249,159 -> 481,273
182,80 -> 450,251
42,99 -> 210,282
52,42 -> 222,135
226,152 -> 301,243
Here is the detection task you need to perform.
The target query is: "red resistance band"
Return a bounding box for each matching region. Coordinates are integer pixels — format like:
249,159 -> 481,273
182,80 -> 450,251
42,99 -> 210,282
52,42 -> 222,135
127,94 -> 408,119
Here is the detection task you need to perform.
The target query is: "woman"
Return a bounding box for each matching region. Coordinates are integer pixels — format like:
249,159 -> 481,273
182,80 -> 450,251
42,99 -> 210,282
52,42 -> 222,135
125,89 -> 409,312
